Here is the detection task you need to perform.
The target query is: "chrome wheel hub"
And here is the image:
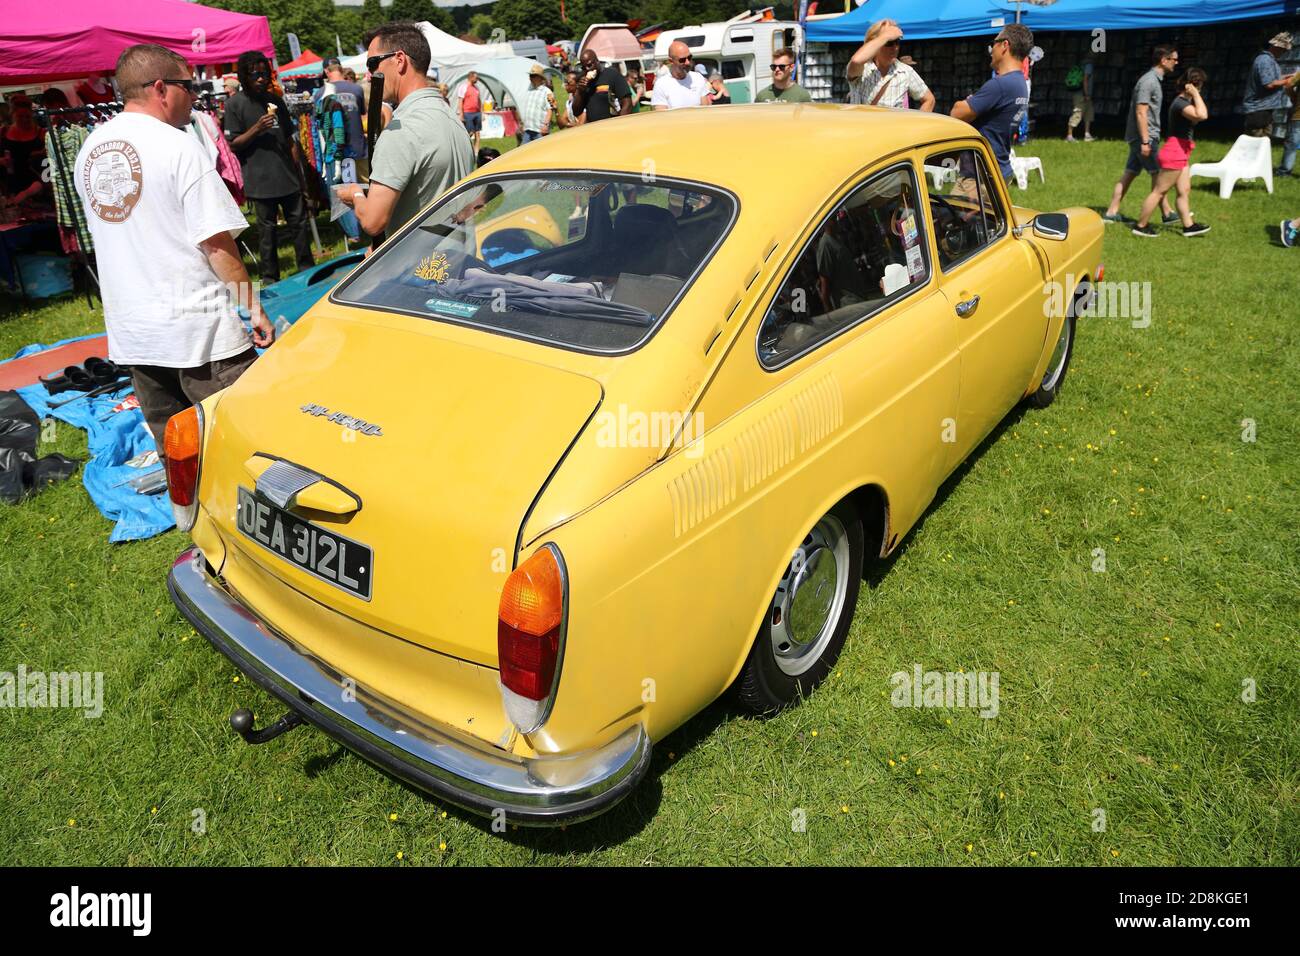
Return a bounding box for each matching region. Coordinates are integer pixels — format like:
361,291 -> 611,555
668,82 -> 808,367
769,514 -> 850,677
1041,314 -> 1072,391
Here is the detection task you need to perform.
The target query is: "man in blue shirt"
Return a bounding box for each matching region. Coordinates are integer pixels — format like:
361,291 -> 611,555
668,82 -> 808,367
1242,32 -> 1296,136
951,24 -> 1031,183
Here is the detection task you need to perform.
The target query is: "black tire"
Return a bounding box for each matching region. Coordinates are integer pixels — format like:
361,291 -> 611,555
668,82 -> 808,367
732,497 -> 864,714
1028,281 -> 1085,408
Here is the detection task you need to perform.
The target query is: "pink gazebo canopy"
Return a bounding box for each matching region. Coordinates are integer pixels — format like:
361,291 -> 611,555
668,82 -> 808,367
1,0 -> 274,84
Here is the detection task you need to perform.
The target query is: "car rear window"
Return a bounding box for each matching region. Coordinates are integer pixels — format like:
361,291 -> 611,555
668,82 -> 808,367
332,173 -> 737,353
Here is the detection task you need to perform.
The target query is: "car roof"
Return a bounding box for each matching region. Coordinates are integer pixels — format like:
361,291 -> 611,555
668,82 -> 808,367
474,104 -> 976,208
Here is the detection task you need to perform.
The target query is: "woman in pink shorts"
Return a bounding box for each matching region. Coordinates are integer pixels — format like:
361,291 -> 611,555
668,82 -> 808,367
1133,69 -> 1210,237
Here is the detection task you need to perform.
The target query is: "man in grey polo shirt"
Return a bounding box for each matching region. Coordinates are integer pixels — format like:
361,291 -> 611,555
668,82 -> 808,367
1102,44 -> 1179,225
334,21 -> 474,237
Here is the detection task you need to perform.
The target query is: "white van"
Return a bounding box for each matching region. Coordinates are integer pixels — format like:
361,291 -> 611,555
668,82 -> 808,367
653,18 -> 801,104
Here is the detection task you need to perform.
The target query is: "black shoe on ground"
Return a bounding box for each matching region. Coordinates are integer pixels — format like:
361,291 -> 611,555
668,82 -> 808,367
1182,222 -> 1211,237
1131,224 -> 1159,238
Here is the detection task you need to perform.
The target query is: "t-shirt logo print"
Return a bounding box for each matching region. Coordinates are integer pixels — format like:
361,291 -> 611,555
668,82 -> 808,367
82,140 -> 143,223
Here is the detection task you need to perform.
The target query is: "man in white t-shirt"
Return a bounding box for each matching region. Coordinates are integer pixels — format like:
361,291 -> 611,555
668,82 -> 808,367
74,44 -> 273,453
652,41 -> 710,110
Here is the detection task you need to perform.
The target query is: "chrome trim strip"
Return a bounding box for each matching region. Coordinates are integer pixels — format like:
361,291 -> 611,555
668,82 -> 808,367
168,547 -> 651,824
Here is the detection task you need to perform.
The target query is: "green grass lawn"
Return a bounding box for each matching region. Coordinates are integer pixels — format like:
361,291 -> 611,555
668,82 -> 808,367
1,132 -> 1297,866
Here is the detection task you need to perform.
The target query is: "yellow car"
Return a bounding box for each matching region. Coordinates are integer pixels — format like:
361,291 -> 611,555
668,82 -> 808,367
167,106 -> 1102,824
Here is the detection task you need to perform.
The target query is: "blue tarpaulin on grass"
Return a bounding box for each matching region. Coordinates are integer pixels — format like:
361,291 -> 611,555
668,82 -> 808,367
805,0 -> 1299,42
1,255 -> 362,541
3,337 -> 173,542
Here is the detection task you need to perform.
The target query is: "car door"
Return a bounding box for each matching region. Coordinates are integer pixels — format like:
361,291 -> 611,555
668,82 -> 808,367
737,159 -> 959,538
924,145 -> 1046,468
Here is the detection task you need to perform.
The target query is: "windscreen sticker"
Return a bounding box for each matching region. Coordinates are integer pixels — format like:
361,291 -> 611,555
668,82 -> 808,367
901,211 -> 919,246
413,253 -> 450,283
540,182 -> 607,197
425,297 -> 478,318
544,273 -> 576,283
905,243 -> 925,280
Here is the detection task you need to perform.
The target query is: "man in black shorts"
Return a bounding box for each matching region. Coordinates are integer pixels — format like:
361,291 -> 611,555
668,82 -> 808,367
1103,45 -> 1179,225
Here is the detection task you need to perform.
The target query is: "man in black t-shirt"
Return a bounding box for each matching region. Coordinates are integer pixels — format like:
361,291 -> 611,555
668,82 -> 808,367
223,50 -> 313,283
572,48 -> 631,123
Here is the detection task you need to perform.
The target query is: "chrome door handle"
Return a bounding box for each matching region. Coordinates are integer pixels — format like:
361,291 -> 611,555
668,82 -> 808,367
955,295 -> 980,317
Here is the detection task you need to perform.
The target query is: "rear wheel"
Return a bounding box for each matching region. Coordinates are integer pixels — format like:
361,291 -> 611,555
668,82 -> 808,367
733,498 -> 864,714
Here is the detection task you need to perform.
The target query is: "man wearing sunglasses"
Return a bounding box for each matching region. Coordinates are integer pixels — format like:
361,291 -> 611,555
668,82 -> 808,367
335,22 -> 474,238
756,48 -> 812,103
951,24 -> 1033,183
847,19 -> 935,111
73,44 -> 272,453
224,50 -> 314,285
651,41 -> 710,110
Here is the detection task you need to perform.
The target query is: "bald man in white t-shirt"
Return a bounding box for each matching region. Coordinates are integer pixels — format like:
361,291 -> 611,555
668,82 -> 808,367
74,43 -> 273,453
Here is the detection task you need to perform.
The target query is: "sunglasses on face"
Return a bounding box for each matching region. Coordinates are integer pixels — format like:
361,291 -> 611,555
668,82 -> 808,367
673,56 -> 693,64
773,62 -> 792,71
366,51 -> 399,74
145,78 -> 199,94
988,37 -> 1009,53
883,40 -> 900,48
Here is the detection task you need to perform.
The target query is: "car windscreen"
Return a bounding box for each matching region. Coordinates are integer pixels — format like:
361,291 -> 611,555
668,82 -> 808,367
332,173 -> 737,353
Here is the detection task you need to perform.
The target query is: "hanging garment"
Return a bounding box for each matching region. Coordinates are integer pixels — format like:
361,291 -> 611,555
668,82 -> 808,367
189,110 -> 245,205
313,94 -> 347,168
43,124 -> 92,251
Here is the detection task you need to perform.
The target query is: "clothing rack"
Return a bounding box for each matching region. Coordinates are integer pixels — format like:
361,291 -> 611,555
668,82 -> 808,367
32,102 -> 124,306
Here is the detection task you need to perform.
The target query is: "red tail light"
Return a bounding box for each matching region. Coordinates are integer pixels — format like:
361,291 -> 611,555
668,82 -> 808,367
497,545 -> 566,704
164,404 -> 203,530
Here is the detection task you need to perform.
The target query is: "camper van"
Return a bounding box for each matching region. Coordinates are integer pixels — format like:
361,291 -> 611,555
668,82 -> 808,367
578,23 -> 658,80
653,17 -> 801,104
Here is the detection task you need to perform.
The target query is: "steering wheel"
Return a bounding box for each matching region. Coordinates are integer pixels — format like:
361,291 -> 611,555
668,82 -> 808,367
929,193 -> 972,261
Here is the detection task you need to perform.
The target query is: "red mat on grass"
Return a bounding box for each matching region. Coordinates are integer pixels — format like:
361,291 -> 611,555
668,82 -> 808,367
0,335 -> 109,391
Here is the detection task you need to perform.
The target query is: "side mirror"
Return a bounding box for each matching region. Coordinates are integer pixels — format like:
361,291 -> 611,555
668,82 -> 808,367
1031,212 -> 1069,241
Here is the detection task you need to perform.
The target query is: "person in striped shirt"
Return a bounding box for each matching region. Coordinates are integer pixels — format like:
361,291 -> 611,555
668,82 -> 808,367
846,19 -> 935,112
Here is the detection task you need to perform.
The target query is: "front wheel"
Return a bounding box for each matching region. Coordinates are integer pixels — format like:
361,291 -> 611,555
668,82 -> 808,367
732,498 -> 864,714
1027,289 -> 1081,408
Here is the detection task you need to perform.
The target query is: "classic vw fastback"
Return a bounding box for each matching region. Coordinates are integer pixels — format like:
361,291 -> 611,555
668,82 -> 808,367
167,106 -> 1101,824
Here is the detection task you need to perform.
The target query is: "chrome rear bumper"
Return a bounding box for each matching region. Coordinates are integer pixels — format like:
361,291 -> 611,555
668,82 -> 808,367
168,547 -> 651,825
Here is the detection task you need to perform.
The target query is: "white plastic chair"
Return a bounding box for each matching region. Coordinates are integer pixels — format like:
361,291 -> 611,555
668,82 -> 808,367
1189,135 -> 1274,199
1008,149 -> 1045,189
923,163 -> 956,190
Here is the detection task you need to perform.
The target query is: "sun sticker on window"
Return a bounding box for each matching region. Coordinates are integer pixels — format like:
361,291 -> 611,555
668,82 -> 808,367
414,253 -> 450,283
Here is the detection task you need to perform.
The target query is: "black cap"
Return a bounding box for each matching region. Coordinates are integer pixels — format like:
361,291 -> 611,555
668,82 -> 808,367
322,57 -> 343,70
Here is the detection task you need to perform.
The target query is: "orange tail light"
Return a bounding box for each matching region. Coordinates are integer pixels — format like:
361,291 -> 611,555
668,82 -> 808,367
498,545 -> 566,705
164,405 -> 204,532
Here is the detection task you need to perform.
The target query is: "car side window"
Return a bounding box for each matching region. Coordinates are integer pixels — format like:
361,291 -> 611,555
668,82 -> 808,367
924,148 -> 1007,271
758,165 -> 930,368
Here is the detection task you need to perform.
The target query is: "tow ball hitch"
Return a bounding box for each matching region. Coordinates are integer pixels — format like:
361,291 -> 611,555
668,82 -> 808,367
229,707 -> 304,745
